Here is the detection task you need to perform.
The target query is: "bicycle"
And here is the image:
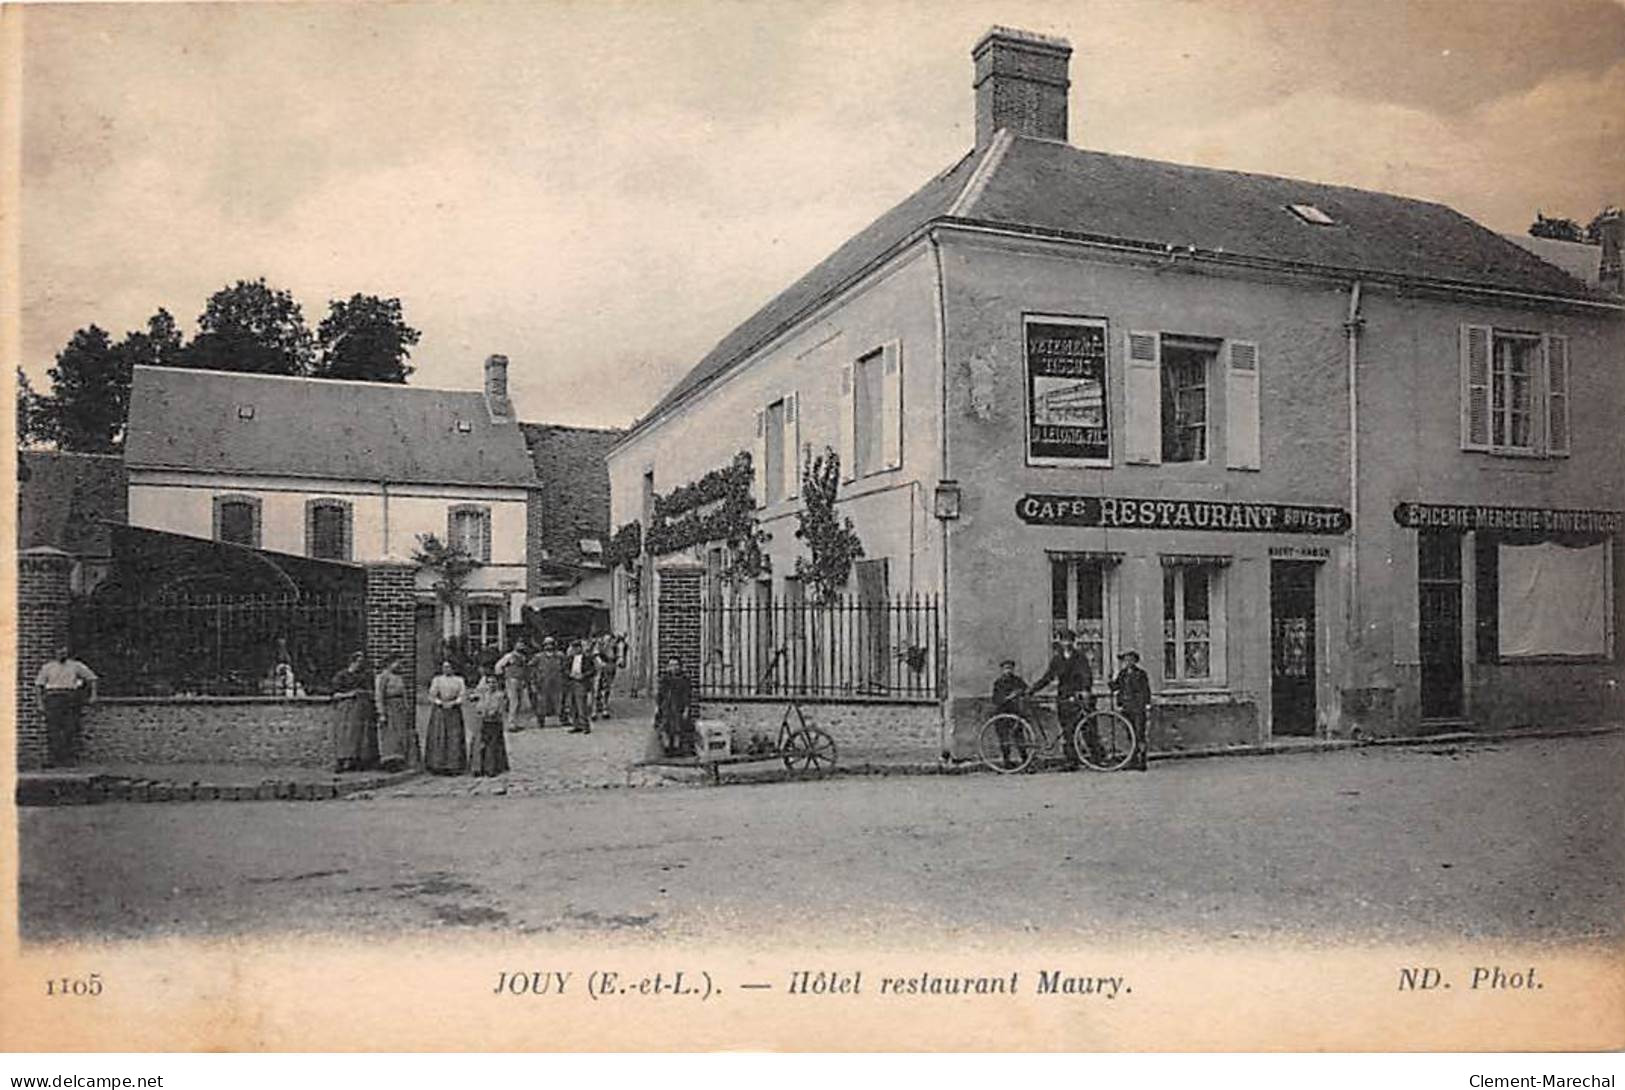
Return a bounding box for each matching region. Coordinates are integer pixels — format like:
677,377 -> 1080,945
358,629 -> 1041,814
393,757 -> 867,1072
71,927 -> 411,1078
977,692 -> 1137,774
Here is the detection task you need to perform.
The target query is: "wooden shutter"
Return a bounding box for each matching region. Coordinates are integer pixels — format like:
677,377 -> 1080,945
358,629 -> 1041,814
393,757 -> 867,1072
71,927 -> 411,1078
1225,340 -> 1261,470
881,340 -> 903,470
1544,333 -> 1570,457
783,392 -> 801,499
839,362 -> 856,482
752,408 -> 767,507
1460,324 -> 1492,451
1124,330 -> 1162,465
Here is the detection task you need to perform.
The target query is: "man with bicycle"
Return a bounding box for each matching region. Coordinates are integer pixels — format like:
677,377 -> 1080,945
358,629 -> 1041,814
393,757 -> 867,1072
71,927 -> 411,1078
1028,629 -> 1100,770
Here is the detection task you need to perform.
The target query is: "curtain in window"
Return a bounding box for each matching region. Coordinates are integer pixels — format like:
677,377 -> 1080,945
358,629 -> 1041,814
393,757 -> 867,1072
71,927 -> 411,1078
1498,541 -> 1608,657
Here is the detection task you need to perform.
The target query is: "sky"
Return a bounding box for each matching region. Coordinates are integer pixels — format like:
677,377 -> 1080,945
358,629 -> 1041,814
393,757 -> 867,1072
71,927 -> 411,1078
15,0 -> 1625,429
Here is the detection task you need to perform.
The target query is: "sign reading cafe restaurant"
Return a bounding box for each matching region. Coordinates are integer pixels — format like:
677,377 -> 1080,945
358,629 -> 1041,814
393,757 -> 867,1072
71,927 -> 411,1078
1017,494 -> 1351,535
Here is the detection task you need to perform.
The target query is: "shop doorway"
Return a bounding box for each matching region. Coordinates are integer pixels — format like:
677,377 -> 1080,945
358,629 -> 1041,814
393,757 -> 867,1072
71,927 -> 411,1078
1418,530 -> 1464,720
1269,561 -> 1318,736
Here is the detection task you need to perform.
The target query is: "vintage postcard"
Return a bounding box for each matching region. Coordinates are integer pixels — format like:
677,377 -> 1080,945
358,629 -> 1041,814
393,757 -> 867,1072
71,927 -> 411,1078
2,0 -> 1622,1054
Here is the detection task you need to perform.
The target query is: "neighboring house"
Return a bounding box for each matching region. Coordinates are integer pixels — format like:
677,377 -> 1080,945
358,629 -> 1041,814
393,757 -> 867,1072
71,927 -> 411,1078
16,450 -> 128,595
1501,234 -> 1604,290
608,27 -> 1625,754
123,356 -> 538,674
519,421 -> 623,637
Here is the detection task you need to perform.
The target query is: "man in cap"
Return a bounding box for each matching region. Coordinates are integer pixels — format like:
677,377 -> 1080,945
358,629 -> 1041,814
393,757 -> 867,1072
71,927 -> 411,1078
1110,649 -> 1152,772
1029,629 -> 1095,769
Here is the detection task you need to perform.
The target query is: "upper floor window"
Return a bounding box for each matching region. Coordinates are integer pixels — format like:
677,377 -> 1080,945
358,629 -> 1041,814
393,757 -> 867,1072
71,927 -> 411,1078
212,494 -> 262,548
1026,317 -> 1110,465
1160,339 -> 1214,463
764,398 -> 787,504
753,393 -> 799,507
306,499 -> 353,561
1460,325 -> 1569,457
448,504 -> 492,562
1125,331 -> 1260,470
841,342 -> 902,481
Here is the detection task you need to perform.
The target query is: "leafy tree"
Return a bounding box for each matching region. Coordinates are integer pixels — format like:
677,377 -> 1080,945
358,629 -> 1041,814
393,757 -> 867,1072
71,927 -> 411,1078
182,278 -> 315,375
1585,207 -> 1620,246
16,368 -> 51,448
792,447 -> 865,602
314,294 -> 420,383
1529,213 -> 1585,243
38,325 -> 129,452
121,308 -> 186,369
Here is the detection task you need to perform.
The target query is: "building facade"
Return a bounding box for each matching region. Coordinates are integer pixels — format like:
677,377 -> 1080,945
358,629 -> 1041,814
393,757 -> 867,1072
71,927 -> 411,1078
123,357 -> 539,675
608,27 -> 1625,757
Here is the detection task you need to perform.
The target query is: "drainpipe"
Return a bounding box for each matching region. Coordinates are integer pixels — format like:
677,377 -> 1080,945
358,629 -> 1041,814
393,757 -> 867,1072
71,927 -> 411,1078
929,228 -> 952,761
380,479 -> 392,557
1344,281 -> 1365,678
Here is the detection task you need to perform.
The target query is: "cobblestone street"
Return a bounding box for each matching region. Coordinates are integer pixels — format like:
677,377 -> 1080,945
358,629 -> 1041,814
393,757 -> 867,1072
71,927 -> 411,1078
20,731 -> 1624,945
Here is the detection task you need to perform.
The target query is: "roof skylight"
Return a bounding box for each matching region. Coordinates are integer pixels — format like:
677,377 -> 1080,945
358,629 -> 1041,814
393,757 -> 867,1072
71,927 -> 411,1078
1288,203 -> 1336,226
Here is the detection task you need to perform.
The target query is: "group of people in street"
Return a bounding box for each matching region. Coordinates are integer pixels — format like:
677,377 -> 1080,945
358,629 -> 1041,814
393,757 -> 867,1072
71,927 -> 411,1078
330,651 -> 513,778
989,629 -> 1152,772
495,633 -> 625,735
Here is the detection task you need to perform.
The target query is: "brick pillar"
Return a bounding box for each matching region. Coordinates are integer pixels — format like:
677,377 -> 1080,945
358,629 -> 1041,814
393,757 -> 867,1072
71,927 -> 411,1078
365,561 -> 417,682
656,565 -> 703,687
18,548 -> 73,771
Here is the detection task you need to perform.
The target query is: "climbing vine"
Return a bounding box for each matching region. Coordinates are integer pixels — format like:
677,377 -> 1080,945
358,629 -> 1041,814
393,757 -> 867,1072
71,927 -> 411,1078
645,451 -> 770,580
607,520 -> 643,571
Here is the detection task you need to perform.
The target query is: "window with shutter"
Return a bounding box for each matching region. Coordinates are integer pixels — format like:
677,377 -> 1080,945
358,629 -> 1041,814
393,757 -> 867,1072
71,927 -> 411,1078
306,499 -> 352,561
1460,324 -> 1492,451
853,348 -> 886,477
1545,334 -> 1570,457
783,392 -> 801,499
839,362 -> 856,482
763,400 -> 785,505
448,505 -> 492,562
1225,340 -> 1262,470
881,341 -> 903,471
1124,330 -> 1162,465
213,494 -> 262,547
752,408 -> 768,507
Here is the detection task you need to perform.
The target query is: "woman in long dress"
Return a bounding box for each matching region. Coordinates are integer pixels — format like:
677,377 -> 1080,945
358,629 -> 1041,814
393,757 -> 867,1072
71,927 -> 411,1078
422,659 -> 468,774
329,651 -> 375,773
468,666 -> 510,776
373,655 -> 419,772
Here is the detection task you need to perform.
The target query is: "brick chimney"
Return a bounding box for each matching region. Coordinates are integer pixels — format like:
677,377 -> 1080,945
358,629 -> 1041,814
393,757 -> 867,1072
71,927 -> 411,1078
1598,208 -> 1623,296
484,353 -> 514,420
973,27 -> 1072,149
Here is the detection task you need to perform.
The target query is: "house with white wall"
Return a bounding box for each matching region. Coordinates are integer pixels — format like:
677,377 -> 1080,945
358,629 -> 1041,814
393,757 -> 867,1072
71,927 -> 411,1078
123,356 -> 538,676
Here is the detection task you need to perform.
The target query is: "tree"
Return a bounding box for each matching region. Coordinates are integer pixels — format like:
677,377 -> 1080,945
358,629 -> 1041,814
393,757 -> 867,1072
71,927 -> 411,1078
16,368 -> 51,448
120,308 -> 186,369
1529,212 -> 1585,243
1585,207 -> 1620,246
792,447 -> 865,602
38,325 -> 128,452
314,294 -> 420,383
182,278 -> 315,375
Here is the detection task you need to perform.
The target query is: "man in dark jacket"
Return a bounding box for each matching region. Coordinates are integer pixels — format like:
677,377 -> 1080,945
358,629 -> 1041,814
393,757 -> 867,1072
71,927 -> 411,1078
989,658 -> 1033,770
1029,630 -> 1096,769
564,639 -> 598,733
1110,649 -> 1153,772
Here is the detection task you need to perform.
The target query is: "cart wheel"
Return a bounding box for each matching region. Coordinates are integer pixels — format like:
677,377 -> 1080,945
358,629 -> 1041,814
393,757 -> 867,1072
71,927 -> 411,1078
782,727 -> 837,776
1074,709 -> 1137,772
978,714 -> 1037,774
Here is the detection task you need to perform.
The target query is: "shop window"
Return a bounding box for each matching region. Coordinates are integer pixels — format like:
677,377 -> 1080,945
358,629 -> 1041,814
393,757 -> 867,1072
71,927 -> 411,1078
465,602 -> 503,652
1050,554 -> 1116,682
448,504 -> 492,562
1475,536 -> 1613,661
1027,317 -> 1110,465
1163,560 -> 1226,684
1160,341 -> 1212,463
305,498 -> 353,561
1460,326 -> 1570,457
213,494 -> 262,548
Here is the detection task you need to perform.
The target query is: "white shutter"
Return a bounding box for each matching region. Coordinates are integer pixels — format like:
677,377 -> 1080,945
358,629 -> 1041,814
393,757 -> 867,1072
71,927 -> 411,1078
1225,340 -> 1261,470
1124,330 -> 1162,465
783,392 -> 801,498
839,362 -> 856,482
752,408 -> 767,507
1460,324 -> 1492,451
881,340 -> 903,470
1544,333 -> 1570,457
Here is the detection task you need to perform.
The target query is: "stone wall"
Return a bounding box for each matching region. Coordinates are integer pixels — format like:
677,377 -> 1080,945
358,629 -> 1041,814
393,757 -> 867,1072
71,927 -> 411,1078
80,697 -> 336,768
700,698 -> 942,762
17,548 -> 72,770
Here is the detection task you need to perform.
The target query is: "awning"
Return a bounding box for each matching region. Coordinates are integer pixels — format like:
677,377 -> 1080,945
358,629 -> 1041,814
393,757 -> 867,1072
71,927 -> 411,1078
524,595 -> 608,611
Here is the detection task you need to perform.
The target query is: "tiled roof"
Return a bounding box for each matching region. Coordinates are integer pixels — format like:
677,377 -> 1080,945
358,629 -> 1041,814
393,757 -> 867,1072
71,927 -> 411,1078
1501,233 -> 1604,288
520,422 -> 623,568
125,366 -> 537,487
17,450 -> 127,557
640,134 -> 1613,430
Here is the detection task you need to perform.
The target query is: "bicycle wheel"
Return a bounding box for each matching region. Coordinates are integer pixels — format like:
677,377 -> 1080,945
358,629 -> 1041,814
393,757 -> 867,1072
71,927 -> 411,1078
977,714 -> 1038,774
782,726 -> 837,776
1073,709 -> 1137,772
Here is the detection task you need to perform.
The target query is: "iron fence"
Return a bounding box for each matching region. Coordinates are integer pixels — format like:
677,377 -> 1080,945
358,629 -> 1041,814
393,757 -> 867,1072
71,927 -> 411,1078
698,594 -> 942,701
70,591 -> 367,697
